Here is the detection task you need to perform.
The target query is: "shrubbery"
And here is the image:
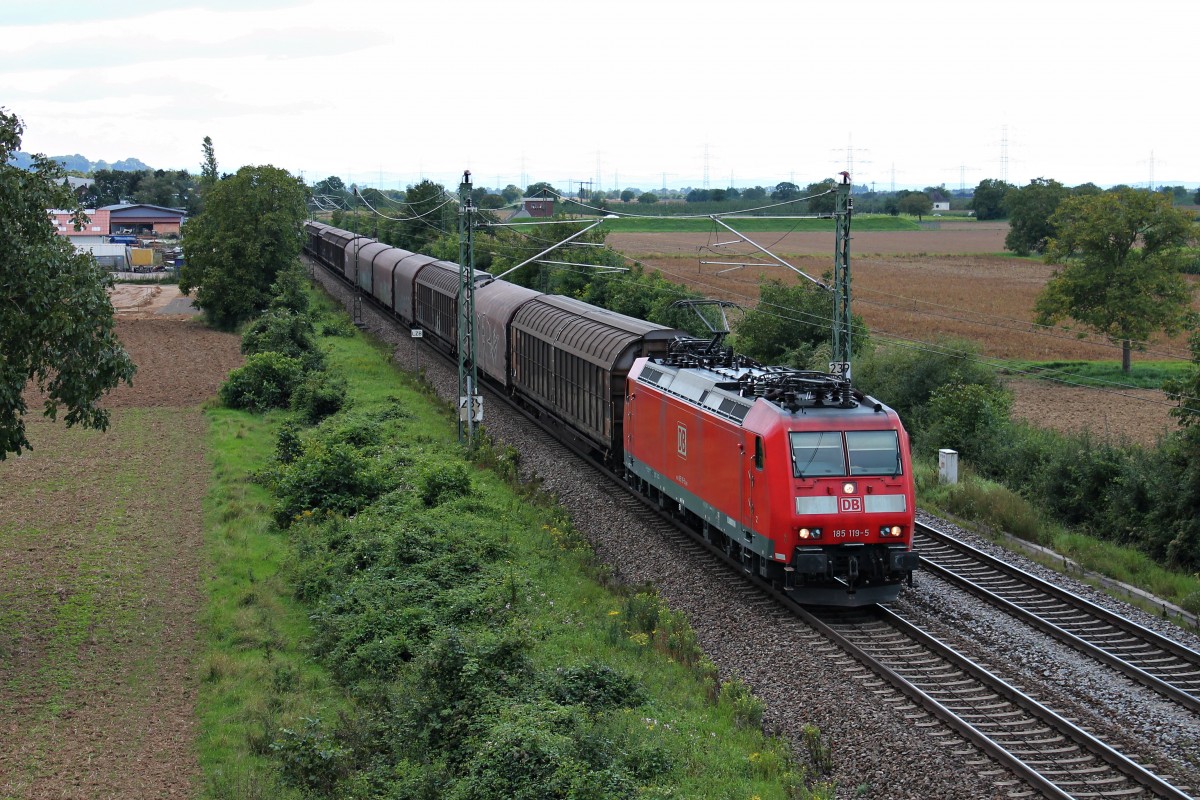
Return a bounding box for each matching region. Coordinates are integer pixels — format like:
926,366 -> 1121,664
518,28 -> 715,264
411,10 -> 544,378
418,463 -> 472,507
289,369 -> 347,423
219,351 -> 304,411
269,438 -> 386,527
219,260 -> 347,423
241,307 -> 325,369
213,266 -> 812,799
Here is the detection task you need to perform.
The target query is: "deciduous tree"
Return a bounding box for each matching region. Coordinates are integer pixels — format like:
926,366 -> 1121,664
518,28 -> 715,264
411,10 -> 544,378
0,108 -> 136,459
771,181 -> 799,201
897,191 -> 932,220
969,178 -> 1012,221
805,180 -> 837,214
179,164 -> 308,329
1003,177 -> 1069,256
1034,188 -> 1197,372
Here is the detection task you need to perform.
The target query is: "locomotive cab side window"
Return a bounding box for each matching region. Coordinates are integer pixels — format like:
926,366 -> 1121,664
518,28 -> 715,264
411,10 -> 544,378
789,431 -> 846,477
846,430 -> 902,476
754,436 -> 764,470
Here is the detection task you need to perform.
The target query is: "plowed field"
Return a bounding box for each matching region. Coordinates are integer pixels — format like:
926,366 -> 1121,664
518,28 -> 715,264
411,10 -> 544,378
0,290 -> 241,799
609,222 -> 1194,447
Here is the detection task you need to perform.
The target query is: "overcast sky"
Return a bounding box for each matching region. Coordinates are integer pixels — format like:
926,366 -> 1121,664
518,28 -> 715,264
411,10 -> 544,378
3,0 -> 1195,194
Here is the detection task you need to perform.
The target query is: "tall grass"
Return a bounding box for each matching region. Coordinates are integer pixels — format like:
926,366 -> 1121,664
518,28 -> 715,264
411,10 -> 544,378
197,409 -> 343,800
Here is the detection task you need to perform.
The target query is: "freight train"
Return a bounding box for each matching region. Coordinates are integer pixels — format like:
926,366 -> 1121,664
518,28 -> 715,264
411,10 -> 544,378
303,220 -> 918,605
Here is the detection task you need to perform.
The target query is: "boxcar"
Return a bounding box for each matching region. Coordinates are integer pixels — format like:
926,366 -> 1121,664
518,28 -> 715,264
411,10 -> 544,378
509,295 -> 681,460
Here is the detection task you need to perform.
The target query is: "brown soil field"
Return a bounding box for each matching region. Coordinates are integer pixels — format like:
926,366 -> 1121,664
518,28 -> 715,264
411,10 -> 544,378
0,293 -> 241,798
607,219 -> 1011,257
609,224 -> 1195,447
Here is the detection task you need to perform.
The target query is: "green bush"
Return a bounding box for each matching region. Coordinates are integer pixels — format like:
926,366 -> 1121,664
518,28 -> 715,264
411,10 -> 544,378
550,662 -> 645,711
219,352 -> 304,412
267,263 -> 312,315
920,380 -> 1013,461
271,439 -> 384,526
311,575 -> 428,682
271,717 -> 350,795
241,308 -> 324,369
444,701 -> 646,800
274,419 -> 304,464
854,338 -> 1000,427
290,370 -> 348,423
419,463 -> 472,507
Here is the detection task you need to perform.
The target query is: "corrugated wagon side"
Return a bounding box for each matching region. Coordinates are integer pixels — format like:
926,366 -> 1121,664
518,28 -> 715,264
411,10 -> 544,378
474,280 -> 543,387
509,295 -> 681,462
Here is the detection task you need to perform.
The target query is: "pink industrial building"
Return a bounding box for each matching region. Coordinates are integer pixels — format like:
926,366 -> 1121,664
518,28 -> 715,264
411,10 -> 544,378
50,207 -> 110,239
49,203 -> 186,243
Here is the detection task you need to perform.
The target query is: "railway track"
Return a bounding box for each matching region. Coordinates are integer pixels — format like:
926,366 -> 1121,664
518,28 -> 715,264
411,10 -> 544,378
550,442 -> 1197,798
915,521 -> 1200,714
801,604 -> 1193,799
622,492 -> 1197,798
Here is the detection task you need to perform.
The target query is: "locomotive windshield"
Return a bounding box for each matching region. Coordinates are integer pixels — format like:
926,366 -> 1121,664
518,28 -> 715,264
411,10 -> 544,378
789,431 -> 846,477
789,430 -> 902,478
846,430 -> 902,476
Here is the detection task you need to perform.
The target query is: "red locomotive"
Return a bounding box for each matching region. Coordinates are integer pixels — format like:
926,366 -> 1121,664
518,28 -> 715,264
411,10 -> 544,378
623,340 -> 918,605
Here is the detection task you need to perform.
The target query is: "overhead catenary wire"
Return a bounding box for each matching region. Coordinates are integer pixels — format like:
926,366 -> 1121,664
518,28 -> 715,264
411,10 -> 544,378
659,230 -> 1195,364
451,202 -> 1199,392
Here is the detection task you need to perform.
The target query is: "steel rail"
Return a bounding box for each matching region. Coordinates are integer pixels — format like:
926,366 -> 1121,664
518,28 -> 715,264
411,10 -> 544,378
915,522 -> 1200,713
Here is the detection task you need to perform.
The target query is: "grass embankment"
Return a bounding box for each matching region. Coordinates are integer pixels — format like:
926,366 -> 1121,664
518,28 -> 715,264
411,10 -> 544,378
601,215 -> 919,234
199,288 -> 828,798
197,407 -> 347,798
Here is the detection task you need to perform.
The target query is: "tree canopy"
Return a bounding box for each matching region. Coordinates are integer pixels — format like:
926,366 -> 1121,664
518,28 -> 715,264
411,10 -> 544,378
969,179 -> 1013,221
524,181 -> 558,198
201,136 -> 218,185
897,191 -> 933,220
771,182 -> 799,201
1034,188 -> 1197,372
179,164 -> 308,329
0,108 -> 136,459
805,180 -> 837,214
81,167 -> 198,213
1003,177 -> 1070,255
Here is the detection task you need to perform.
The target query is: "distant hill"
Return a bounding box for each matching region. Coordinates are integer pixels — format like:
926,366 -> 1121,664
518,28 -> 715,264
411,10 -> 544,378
5,151 -> 152,173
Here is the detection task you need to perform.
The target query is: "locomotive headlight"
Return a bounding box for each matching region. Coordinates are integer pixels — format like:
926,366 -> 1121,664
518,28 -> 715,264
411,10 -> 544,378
880,525 -> 903,538
798,527 -> 822,540
842,482 -> 857,495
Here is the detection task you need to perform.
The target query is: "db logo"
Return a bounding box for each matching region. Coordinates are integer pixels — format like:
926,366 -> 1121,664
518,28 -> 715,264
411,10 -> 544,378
839,496 -> 863,513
